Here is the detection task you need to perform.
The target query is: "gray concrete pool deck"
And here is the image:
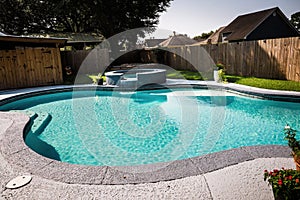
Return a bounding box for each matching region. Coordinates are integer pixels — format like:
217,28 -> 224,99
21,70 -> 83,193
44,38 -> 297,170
0,81 -> 299,199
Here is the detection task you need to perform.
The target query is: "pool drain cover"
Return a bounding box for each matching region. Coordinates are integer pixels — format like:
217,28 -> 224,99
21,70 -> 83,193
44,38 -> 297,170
6,175 -> 32,189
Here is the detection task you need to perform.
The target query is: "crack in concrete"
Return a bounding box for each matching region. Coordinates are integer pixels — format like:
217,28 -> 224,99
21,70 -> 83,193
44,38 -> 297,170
101,166 -> 108,184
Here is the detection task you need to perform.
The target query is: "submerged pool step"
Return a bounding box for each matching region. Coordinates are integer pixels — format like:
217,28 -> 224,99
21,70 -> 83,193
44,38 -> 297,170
31,112 -> 52,134
9,110 -> 37,120
9,110 -> 52,134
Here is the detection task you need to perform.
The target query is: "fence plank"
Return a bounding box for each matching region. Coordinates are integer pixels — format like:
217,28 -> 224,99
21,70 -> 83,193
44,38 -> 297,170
16,47 -> 27,87
52,48 -> 63,84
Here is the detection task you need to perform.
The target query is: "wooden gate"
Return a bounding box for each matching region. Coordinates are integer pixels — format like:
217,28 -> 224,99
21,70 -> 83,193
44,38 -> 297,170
0,47 -> 63,90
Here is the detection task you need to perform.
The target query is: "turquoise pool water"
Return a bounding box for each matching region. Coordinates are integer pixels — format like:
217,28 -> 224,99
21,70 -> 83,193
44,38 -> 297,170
1,88 -> 299,166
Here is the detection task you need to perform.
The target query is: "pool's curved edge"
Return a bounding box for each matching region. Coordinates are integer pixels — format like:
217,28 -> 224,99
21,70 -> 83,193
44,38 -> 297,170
1,83 -> 300,105
0,111 -> 291,185
0,83 -> 298,185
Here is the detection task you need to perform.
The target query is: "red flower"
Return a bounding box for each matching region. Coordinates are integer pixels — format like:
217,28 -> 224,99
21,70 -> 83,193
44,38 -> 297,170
288,175 -> 293,180
274,169 -> 279,173
296,179 -> 299,183
278,179 -> 283,185
264,170 -> 268,173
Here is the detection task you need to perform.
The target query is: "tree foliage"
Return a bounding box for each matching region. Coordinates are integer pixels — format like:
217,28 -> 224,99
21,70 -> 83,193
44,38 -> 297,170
193,30 -> 214,41
290,11 -> 300,32
0,0 -> 62,34
0,0 -> 173,38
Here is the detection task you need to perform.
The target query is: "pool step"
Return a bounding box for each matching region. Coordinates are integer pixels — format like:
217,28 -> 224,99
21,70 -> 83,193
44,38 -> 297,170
9,110 -> 37,120
119,78 -> 137,88
9,110 -> 52,135
31,112 -> 52,134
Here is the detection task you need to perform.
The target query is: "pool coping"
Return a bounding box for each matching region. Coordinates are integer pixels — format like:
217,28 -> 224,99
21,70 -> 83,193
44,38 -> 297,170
1,80 -> 300,102
0,81 -> 297,185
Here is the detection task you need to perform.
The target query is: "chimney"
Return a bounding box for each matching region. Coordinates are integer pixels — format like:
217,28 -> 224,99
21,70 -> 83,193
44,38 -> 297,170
173,31 -> 176,36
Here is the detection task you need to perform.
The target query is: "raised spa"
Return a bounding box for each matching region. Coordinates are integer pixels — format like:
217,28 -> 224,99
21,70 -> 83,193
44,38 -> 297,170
105,68 -> 166,87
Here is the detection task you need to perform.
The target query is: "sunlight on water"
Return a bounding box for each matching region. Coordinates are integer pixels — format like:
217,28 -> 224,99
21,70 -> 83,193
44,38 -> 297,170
1,88 -> 299,166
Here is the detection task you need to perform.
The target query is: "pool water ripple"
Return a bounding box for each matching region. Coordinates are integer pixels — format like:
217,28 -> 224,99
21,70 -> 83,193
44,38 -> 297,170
0,88 -> 299,166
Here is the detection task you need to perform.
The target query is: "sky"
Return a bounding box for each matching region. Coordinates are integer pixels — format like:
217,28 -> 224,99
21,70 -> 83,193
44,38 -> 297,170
150,0 -> 300,39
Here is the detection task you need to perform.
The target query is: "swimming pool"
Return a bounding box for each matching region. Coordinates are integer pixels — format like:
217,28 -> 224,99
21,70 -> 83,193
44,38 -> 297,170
0,87 -> 299,166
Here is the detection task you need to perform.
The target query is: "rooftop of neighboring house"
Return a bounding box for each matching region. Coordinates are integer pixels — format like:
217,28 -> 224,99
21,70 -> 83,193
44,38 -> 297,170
0,32 -> 66,46
220,7 -> 299,41
26,32 -> 104,44
144,38 -> 166,47
159,32 -> 197,47
192,26 -> 226,45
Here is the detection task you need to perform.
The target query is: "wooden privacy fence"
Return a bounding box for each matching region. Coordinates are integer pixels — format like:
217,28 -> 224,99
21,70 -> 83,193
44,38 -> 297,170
61,47 -> 109,74
0,47 -> 63,90
202,37 -> 300,81
141,37 -> 300,81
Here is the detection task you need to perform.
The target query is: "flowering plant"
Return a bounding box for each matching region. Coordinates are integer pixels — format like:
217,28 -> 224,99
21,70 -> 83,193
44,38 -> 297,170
264,168 -> 300,199
284,125 -> 300,156
216,63 -> 224,70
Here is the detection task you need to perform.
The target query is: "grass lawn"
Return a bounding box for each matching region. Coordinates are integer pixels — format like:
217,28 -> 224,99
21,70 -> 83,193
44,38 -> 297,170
168,71 -> 300,92
65,70 -> 203,84
63,74 -> 106,84
166,70 -> 203,80
64,70 -> 300,92
225,75 -> 300,92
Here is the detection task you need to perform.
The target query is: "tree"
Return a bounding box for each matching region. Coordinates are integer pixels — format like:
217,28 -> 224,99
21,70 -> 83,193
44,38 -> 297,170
290,11 -> 300,32
0,0 -> 173,38
0,0 -> 172,57
0,0 -> 63,34
193,30 -> 214,41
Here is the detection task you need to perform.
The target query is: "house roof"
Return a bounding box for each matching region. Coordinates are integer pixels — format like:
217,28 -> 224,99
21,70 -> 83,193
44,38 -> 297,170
192,26 -> 226,45
0,34 -> 66,45
159,34 -> 197,47
145,38 -> 166,47
220,7 -> 293,41
207,26 -> 226,43
28,33 -> 104,44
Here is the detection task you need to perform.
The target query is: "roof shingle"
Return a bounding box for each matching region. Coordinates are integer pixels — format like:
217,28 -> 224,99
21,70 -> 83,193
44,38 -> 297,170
221,7 -> 278,41
159,34 -> 197,47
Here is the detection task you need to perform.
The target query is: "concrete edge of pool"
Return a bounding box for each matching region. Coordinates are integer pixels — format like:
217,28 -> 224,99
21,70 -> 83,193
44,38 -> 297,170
0,81 -> 299,185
